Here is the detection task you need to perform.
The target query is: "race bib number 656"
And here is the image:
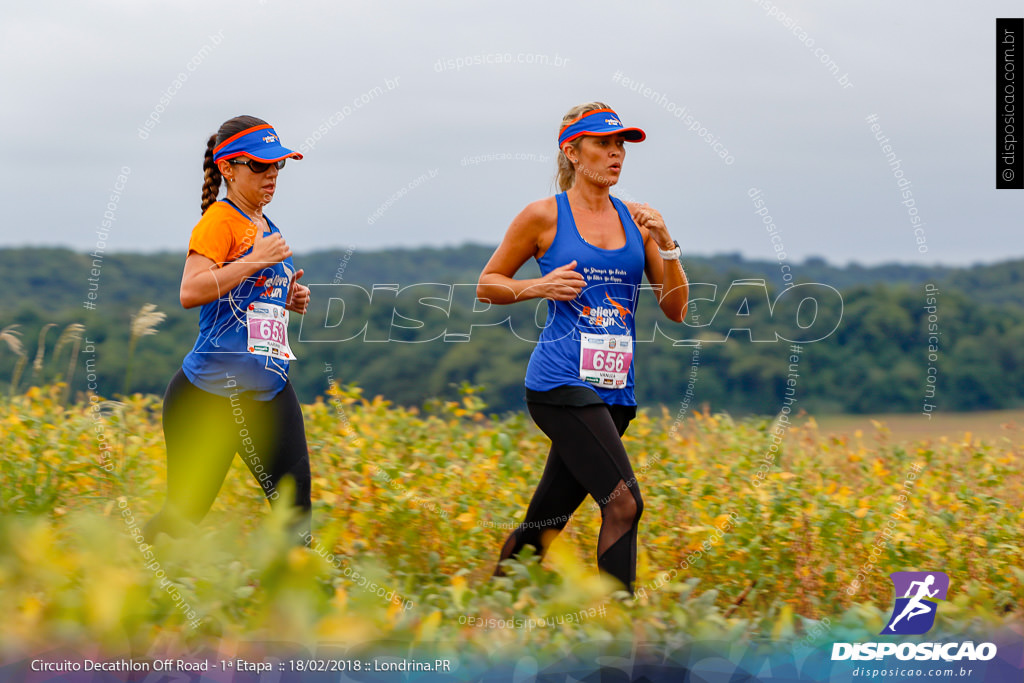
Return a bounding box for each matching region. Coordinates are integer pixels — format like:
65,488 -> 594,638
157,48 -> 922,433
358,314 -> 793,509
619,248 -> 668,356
579,333 -> 632,389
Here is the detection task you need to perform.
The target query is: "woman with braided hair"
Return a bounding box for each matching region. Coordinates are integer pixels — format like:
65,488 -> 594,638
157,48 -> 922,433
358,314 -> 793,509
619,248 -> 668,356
143,115 -> 313,544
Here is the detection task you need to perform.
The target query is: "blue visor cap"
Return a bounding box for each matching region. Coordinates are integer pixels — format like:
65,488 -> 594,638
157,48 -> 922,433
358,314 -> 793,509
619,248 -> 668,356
213,124 -> 304,163
558,108 -> 646,148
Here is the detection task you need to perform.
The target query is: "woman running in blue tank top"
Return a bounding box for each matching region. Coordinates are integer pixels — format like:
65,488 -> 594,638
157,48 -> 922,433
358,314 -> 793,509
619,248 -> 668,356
142,115 -> 313,545
477,102 -> 690,595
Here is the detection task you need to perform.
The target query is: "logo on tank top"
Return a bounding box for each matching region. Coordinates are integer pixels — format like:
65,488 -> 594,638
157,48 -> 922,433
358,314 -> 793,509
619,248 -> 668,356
580,293 -> 633,330
254,272 -> 291,299
246,263 -> 293,300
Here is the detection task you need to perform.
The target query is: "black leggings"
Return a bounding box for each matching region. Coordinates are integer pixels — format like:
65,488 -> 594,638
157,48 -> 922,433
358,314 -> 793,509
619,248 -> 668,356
495,402 -> 644,594
143,368 -> 312,543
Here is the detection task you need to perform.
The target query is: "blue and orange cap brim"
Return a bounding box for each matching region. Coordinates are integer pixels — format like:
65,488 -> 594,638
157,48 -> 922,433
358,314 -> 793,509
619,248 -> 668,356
560,128 -> 646,146
218,149 -> 303,163
558,108 -> 646,148
212,124 -> 304,163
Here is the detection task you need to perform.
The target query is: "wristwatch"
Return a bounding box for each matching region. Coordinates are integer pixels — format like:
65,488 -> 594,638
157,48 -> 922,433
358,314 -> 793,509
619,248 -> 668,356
658,240 -> 681,260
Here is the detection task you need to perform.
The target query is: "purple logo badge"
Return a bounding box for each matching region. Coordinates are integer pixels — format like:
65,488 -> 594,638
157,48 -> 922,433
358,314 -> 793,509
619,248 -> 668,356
882,571 -> 949,635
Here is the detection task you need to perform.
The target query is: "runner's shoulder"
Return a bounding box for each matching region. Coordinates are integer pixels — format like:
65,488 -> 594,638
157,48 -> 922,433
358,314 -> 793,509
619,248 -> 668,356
193,201 -> 242,232
617,200 -> 652,243
514,196 -> 558,233
199,200 -> 235,219
619,198 -> 641,213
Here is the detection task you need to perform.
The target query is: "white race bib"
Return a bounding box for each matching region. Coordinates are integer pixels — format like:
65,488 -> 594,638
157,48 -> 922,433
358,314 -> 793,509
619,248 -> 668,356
246,302 -> 296,360
579,333 -> 632,389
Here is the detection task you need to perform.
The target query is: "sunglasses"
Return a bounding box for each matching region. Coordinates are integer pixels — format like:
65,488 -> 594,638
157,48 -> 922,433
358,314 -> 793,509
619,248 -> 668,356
229,157 -> 286,173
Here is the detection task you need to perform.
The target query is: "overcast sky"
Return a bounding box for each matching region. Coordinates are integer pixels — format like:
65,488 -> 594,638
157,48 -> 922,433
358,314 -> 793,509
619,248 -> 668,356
1,1 -> 1020,267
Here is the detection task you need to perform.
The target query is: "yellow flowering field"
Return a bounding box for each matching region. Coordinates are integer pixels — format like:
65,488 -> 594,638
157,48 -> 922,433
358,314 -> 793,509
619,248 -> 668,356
1,383 -> 1021,663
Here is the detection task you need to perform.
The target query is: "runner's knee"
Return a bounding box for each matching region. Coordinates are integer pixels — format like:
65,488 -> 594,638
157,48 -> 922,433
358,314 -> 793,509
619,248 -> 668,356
601,481 -> 641,528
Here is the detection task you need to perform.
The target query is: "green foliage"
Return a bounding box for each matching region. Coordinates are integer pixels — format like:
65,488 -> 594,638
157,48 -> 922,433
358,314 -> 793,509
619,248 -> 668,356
0,386 -> 1019,658
2,246 -> 1024,413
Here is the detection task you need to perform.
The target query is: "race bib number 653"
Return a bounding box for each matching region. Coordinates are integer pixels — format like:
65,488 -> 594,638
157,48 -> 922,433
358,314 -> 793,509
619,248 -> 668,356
246,302 -> 296,360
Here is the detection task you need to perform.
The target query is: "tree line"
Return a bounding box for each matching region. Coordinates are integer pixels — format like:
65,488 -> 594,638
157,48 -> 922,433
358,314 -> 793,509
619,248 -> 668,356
2,245 -> 1021,415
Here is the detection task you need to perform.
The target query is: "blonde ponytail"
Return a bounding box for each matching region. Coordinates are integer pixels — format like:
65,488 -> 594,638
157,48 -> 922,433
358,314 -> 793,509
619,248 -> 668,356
554,101 -> 611,192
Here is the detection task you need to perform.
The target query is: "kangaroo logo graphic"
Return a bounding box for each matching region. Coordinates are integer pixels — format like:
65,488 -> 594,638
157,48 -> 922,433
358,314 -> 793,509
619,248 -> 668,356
604,293 -> 632,320
882,571 -> 949,635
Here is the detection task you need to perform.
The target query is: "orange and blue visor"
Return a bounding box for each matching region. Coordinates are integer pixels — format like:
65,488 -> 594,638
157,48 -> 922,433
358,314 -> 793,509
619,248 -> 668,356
213,124 -> 303,164
558,108 -> 646,148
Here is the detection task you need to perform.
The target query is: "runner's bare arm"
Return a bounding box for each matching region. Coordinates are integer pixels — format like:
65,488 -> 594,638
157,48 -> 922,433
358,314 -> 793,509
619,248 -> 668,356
179,233 -> 292,308
477,198 -> 586,304
626,201 -> 688,323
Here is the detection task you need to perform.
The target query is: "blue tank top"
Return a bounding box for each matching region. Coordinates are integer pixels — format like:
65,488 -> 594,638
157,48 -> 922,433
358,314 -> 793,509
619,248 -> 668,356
182,200 -> 296,400
524,192 -> 646,406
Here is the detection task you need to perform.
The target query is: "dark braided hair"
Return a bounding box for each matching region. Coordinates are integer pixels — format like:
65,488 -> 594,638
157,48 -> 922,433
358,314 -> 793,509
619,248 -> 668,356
200,115 -> 269,214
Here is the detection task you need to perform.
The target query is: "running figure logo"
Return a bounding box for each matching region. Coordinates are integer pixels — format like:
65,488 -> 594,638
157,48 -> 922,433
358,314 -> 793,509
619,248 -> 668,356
882,571 -> 949,635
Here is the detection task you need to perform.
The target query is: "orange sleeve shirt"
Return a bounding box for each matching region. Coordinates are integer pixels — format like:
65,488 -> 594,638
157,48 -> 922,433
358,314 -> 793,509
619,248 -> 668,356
187,201 -> 260,266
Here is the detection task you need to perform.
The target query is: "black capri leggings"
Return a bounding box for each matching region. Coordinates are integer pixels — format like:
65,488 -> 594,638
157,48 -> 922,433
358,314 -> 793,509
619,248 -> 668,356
495,402 -> 644,594
143,368 -> 312,543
